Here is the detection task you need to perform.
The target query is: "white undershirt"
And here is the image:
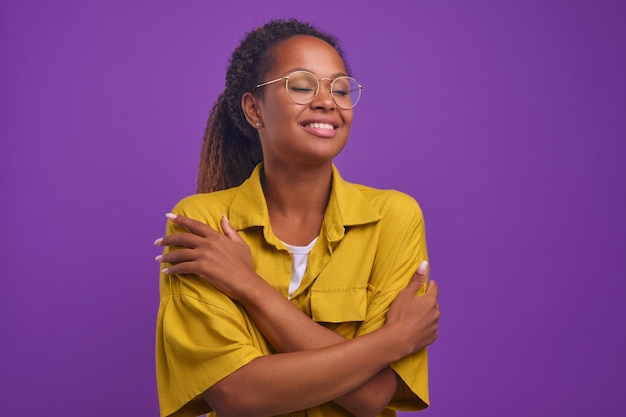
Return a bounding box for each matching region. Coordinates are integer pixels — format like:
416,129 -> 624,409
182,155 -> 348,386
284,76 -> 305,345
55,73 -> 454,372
281,237 -> 318,299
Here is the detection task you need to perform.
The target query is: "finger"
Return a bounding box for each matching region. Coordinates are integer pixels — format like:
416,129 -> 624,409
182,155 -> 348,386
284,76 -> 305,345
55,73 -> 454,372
157,248 -> 197,264
407,261 -> 429,293
426,280 -> 439,299
162,261 -> 199,276
416,260 -> 429,281
166,213 -> 217,238
221,215 -> 243,243
156,232 -> 204,249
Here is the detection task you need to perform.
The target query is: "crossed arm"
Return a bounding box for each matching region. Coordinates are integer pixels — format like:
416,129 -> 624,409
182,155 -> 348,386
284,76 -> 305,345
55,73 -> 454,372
156,214 -> 439,417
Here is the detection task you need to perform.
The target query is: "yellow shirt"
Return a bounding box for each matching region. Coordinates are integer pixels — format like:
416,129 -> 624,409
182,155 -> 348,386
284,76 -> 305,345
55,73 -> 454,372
156,164 -> 429,417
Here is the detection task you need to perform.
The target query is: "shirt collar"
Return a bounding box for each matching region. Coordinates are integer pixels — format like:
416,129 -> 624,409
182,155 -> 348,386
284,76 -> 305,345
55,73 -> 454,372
229,163 -> 381,241
324,164 -> 381,242
229,163 -> 269,230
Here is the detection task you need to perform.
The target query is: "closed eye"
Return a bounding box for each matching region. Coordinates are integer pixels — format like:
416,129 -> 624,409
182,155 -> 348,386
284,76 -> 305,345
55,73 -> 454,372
290,87 -> 315,92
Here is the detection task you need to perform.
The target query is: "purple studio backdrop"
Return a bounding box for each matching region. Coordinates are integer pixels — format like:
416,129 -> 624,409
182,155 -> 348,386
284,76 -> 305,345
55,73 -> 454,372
1,0 -> 625,416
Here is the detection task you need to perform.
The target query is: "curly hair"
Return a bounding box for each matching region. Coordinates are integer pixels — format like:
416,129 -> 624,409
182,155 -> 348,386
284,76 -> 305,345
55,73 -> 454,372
196,19 -> 348,193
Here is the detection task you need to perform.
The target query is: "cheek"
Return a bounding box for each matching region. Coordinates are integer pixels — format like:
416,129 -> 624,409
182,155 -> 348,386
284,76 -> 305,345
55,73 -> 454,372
264,102 -> 300,127
341,111 -> 354,129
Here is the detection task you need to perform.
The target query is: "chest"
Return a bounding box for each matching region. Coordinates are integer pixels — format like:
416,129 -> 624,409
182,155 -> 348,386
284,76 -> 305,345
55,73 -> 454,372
243,223 -> 381,329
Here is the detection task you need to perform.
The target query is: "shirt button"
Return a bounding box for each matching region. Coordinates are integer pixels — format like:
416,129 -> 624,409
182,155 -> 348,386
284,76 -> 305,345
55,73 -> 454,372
291,299 -> 298,306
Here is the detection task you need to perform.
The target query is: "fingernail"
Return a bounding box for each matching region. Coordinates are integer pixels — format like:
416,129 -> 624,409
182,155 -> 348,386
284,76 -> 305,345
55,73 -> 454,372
162,267 -> 170,274
155,255 -> 163,262
165,213 -> 177,220
154,238 -> 164,246
221,214 -> 230,224
417,261 -> 428,274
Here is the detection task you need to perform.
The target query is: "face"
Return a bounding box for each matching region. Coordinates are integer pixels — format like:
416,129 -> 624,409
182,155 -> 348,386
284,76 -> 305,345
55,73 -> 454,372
243,35 -> 354,169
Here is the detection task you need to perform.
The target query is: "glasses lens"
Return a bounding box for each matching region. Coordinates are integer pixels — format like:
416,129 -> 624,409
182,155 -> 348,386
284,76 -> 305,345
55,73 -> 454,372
331,77 -> 361,109
286,71 -> 318,104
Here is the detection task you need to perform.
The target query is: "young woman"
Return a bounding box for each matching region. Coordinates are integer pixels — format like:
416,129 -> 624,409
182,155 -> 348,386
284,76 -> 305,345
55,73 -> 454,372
155,19 -> 440,417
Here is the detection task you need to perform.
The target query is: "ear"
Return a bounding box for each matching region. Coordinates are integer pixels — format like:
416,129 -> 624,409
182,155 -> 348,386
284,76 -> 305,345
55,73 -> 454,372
241,92 -> 262,128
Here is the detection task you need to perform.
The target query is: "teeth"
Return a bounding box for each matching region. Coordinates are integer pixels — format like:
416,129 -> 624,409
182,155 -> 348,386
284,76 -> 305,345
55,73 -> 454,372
305,122 -> 335,130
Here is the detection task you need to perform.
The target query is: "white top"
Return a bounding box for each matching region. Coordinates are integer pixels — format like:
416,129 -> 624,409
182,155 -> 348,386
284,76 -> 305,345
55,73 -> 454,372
282,237 -> 318,298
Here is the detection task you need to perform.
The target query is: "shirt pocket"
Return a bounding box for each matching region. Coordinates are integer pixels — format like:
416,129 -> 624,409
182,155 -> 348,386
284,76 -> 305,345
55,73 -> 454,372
310,285 -> 368,323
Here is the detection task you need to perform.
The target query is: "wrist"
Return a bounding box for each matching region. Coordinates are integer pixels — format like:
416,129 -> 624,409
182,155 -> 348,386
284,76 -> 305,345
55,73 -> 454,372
235,271 -> 276,306
376,324 -> 412,362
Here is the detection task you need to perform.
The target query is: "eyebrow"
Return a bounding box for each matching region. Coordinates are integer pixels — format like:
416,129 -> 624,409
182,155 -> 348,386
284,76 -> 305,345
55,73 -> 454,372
286,67 -> 349,78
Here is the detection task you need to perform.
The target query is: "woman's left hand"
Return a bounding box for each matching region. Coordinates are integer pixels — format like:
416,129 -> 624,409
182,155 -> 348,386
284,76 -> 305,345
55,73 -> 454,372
154,213 -> 256,300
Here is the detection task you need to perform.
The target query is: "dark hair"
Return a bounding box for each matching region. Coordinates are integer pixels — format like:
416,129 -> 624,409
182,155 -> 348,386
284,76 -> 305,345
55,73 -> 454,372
196,19 -> 347,193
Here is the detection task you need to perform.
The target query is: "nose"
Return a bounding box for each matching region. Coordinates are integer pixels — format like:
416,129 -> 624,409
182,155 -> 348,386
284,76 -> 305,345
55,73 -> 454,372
310,78 -> 335,110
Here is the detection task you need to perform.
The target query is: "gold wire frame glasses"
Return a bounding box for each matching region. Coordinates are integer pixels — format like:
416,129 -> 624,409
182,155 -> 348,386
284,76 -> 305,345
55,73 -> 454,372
252,70 -> 363,109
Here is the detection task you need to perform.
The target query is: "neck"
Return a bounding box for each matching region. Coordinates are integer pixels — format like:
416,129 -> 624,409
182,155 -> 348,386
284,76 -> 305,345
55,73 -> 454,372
261,162 -> 333,245
262,162 -> 332,215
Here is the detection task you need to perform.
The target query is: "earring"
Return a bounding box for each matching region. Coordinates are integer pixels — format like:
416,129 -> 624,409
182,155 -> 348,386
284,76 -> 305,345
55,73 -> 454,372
255,122 -> 263,129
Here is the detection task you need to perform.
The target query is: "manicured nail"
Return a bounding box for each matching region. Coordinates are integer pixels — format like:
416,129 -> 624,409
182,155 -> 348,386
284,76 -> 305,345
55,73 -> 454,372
417,261 -> 428,275
155,255 -> 163,262
162,267 -> 170,274
154,237 -> 164,246
165,213 -> 177,220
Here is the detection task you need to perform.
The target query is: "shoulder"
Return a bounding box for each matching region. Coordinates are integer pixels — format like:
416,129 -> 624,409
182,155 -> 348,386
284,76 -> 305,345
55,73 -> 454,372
332,166 -> 424,228
349,182 -> 425,227
171,188 -> 239,225
362,185 -> 422,214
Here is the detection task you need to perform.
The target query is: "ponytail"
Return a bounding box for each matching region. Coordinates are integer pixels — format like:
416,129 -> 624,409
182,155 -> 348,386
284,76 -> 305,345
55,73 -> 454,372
196,93 -> 262,193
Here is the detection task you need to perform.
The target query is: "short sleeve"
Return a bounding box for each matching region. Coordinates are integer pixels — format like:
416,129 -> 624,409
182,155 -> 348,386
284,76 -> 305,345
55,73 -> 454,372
155,198 -> 266,417
156,290 -> 265,416
356,191 -> 430,411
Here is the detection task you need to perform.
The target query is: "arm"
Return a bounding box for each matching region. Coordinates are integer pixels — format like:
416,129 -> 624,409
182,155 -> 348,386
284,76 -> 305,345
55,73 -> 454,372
158,213 -> 439,416
224,256 -> 431,415
220,216 -> 434,415
202,308 -> 430,417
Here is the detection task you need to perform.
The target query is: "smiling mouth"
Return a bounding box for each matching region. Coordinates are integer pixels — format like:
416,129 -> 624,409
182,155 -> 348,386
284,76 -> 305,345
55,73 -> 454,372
303,122 -> 336,130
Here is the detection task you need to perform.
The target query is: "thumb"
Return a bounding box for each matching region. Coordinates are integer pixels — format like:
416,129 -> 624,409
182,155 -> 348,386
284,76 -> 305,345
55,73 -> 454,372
221,215 -> 242,242
407,260 -> 429,294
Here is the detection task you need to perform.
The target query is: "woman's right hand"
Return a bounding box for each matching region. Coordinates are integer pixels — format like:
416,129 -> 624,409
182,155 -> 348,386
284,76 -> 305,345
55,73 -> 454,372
155,213 -> 260,301
384,261 -> 440,356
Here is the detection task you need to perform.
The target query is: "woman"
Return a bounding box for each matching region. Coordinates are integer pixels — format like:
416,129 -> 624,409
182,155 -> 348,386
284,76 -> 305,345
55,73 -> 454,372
155,19 -> 440,417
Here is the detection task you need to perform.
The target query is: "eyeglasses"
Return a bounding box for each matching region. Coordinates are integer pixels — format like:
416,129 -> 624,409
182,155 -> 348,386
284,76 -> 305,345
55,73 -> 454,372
252,70 -> 363,109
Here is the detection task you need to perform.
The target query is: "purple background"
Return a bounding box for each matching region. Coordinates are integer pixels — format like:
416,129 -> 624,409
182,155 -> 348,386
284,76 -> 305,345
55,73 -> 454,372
2,0 -> 625,416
